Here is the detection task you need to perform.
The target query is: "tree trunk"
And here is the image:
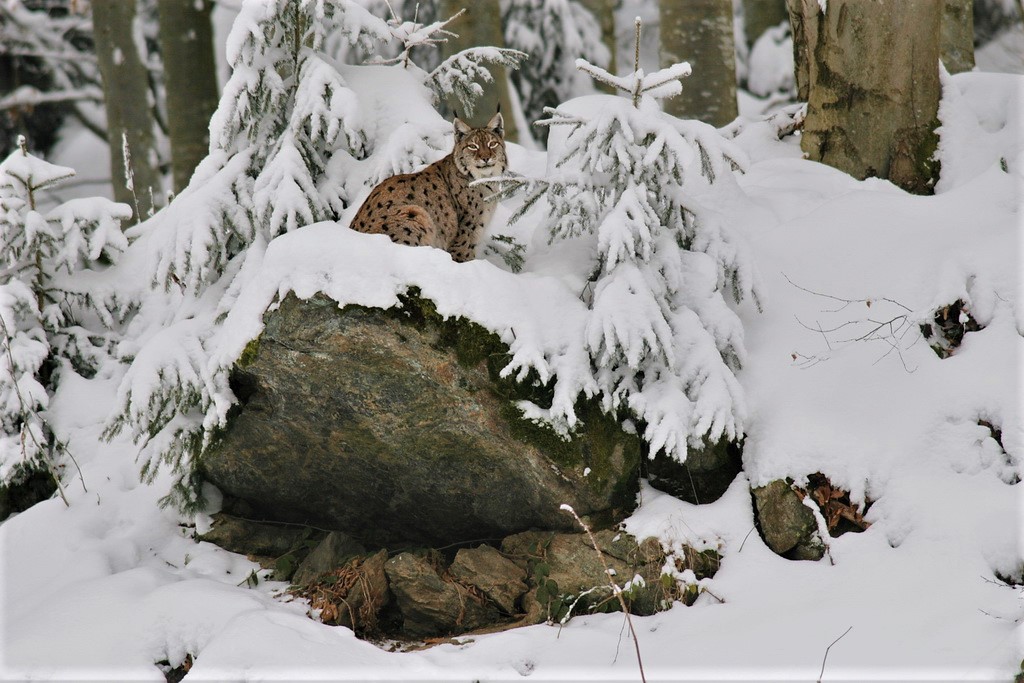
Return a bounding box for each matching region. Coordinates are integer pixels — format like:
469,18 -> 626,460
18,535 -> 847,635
941,0 -> 975,75
744,0 -> 790,49
659,0 -> 738,128
157,0 -> 219,194
92,0 -> 162,220
577,0 -> 617,93
786,0 -> 810,101
797,0 -> 942,195
439,0 -> 519,143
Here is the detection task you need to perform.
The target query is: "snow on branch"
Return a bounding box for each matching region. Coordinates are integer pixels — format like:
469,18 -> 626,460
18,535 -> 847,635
371,8 -> 465,69
0,85 -> 105,111
576,58 -> 691,107
428,46 -> 528,117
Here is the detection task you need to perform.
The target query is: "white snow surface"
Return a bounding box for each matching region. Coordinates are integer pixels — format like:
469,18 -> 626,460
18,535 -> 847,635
2,72 -> 1021,680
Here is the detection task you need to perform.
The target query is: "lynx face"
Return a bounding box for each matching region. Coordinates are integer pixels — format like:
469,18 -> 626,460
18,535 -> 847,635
453,113 -> 508,180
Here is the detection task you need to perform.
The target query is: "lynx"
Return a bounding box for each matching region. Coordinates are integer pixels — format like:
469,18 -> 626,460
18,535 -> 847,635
349,113 -> 508,263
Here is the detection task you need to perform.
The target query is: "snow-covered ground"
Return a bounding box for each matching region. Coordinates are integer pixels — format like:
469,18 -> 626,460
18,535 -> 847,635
2,60 -> 1020,682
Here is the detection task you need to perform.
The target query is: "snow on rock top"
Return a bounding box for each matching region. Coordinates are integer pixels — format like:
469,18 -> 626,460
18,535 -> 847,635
213,223 -> 596,432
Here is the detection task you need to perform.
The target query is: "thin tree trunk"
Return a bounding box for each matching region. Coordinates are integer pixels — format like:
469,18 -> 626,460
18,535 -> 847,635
743,0 -> 789,49
941,0 -> 975,75
659,0 -> 738,128
577,0 -> 617,92
786,0 -> 810,101
92,0 -> 162,220
797,0 -> 942,195
157,0 -> 219,194
439,0 -> 519,143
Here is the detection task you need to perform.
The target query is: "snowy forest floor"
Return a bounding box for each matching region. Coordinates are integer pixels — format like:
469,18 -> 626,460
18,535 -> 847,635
1,65 -> 1021,681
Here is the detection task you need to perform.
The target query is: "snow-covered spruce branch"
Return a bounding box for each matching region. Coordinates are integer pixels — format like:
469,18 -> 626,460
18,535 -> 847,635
371,7 -> 465,69
428,47 -> 528,117
0,85 -> 105,111
571,17 -> 691,109
575,58 -> 691,108
503,0 -> 611,128
0,2 -> 112,141
0,286 -> 67,506
560,504 -> 646,683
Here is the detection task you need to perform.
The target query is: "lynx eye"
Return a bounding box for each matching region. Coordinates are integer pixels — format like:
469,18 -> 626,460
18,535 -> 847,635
487,140 -> 498,149
467,143 -> 479,151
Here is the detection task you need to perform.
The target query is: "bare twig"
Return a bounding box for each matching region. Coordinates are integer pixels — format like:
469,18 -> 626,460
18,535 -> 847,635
785,273 -> 920,372
737,526 -> 757,553
561,504 -> 646,683
817,626 -> 852,682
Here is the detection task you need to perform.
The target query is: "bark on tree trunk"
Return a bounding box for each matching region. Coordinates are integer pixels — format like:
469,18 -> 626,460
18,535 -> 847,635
659,0 -> 738,128
92,0 -> 162,220
577,0 -> 618,93
157,0 -> 219,194
941,0 -> 975,75
797,0 -> 942,195
744,0 -> 790,49
439,0 -> 519,143
786,0 -> 813,101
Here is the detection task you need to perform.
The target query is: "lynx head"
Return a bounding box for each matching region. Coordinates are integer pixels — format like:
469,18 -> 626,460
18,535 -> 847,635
452,112 -> 507,180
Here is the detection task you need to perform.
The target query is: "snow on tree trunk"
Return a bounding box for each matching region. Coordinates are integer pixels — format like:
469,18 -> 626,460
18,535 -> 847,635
92,0 -> 163,220
659,0 -> 738,128
796,0 -> 942,195
439,0 -> 520,142
157,0 -> 220,194
743,0 -> 790,49
941,0 -> 976,75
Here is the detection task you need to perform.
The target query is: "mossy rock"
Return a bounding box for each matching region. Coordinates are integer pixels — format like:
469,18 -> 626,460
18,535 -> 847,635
201,291 -> 641,548
751,479 -> 825,561
643,437 -> 743,505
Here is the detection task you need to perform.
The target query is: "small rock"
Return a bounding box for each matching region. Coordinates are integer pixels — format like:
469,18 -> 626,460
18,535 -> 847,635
385,552 -> 499,637
501,530 -> 668,620
292,532 -> 366,586
302,550 -> 390,633
752,479 -> 824,560
645,438 -> 743,504
448,545 -> 528,615
198,513 -> 309,557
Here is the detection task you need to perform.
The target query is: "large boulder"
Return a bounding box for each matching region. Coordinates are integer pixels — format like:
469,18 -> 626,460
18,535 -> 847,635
201,291 -> 641,548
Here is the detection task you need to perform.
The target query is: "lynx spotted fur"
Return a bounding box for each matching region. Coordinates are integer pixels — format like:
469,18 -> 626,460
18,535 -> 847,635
349,113 -> 507,262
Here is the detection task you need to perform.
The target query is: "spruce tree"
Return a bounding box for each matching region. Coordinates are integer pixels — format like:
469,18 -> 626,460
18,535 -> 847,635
488,21 -> 761,460
0,136 -> 131,493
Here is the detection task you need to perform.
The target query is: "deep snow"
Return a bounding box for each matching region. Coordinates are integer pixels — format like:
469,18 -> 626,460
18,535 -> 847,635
1,70 -> 1021,683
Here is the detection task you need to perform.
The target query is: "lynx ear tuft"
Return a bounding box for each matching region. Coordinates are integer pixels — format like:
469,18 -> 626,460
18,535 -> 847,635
454,117 -> 472,141
485,112 -> 504,138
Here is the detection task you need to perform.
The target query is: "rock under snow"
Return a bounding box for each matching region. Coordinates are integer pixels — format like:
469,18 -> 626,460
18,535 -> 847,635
201,290 -> 642,548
